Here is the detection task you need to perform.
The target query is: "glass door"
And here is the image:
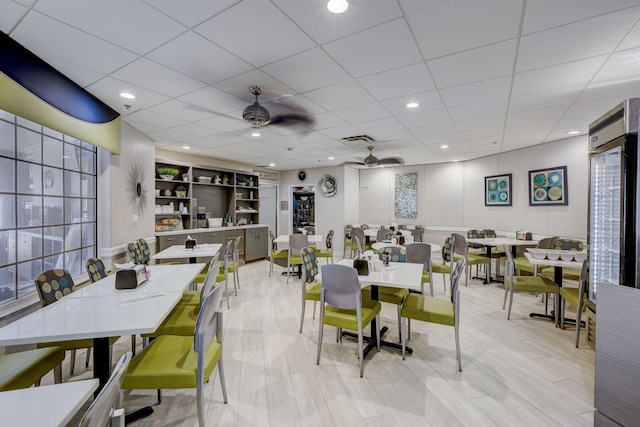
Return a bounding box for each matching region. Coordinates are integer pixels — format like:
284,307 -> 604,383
589,144 -> 622,303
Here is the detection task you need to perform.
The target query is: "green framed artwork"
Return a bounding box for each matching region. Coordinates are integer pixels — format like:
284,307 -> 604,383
529,165 -> 568,206
395,172 -> 417,218
485,173 -> 512,206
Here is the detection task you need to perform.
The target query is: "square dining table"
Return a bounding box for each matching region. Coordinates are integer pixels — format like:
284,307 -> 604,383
318,259 -> 423,356
466,237 -> 539,284
0,263 -> 206,396
152,243 -> 222,264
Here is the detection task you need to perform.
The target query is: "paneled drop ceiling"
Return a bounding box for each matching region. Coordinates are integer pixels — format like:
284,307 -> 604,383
3,0 -> 640,170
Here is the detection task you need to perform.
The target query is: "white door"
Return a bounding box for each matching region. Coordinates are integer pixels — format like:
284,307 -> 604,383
259,184 -> 278,237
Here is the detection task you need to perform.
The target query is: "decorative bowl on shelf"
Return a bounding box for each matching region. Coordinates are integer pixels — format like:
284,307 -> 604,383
198,176 -> 212,183
159,175 -> 175,181
573,251 -> 588,262
157,167 -> 180,180
176,191 -> 187,197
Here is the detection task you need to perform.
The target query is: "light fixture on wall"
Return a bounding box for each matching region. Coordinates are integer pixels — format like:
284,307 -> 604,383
327,0 -> 348,14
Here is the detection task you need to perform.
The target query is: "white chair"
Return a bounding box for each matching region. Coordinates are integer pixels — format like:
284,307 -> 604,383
287,234 -> 309,283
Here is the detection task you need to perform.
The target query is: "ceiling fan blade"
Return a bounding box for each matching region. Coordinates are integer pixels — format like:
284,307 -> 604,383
268,113 -> 315,127
179,101 -> 240,121
376,157 -> 406,166
342,161 -> 366,167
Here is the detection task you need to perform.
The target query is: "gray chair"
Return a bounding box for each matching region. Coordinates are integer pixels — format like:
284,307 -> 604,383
376,228 -> 390,242
451,233 -> 490,286
410,228 -> 424,242
78,352 -> 132,427
299,247 -> 322,333
314,230 -> 334,264
343,225 -> 353,259
219,239 -> 233,308
430,237 -> 455,293
317,264 -> 381,377
406,242 -> 434,296
350,227 -> 366,258
287,234 -> 309,283
269,231 -> 289,277
559,259 -> 589,347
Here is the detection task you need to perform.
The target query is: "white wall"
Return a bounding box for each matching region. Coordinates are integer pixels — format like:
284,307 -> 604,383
358,136 -> 589,239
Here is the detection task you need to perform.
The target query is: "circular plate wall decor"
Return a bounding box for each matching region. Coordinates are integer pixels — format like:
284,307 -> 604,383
318,175 -> 337,197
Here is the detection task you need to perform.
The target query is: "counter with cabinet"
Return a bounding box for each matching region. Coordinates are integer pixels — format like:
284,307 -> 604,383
155,224 -> 268,262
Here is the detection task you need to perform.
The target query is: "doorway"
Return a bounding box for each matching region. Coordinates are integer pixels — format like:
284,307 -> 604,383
291,185 -> 315,234
259,184 -> 278,238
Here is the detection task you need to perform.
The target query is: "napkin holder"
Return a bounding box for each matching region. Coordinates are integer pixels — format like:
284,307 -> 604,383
353,258 -> 369,276
516,231 -> 533,240
115,265 -> 147,290
185,237 -> 197,249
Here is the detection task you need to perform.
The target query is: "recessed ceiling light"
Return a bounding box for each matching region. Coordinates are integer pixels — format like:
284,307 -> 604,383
452,159 -> 459,162
119,92 -> 135,99
567,130 -> 581,135
440,144 -> 449,149
269,163 -> 275,167
406,102 -> 419,108
182,146 -> 190,150
328,156 -> 335,160
327,0 -> 348,13
251,131 -> 261,137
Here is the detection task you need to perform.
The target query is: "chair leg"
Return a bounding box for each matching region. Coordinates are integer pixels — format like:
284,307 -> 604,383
358,323 -> 364,377
300,298 -> 306,333
131,335 -> 136,356
269,257 -> 273,277
70,349 -> 77,375
157,389 -> 162,404
560,299 -> 566,329
455,322 -> 462,372
575,307 -> 583,348
224,277 -> 230,309
316,317 -> 324,365
197,379 -> 205,427
312,301 -> 317,319
54,363 -> 62,384
502,284 -> 509,309
401,316 -> 407,360
396,305 -> 402,343
218,361 -> 228,403
85,347 -> 91,368
442,274 -> 446,292
507,287 -> 514,320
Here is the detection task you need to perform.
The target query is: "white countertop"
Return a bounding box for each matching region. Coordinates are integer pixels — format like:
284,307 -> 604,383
1,379 -> 99,427
156,224 -> 267,236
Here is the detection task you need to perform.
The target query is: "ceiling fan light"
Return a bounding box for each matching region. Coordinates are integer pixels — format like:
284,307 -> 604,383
327,0 -> 348,14
243,101 -> 270,128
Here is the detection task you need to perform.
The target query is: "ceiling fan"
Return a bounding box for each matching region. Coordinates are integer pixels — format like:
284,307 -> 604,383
242,86 -> 313,129
344,146 -> 406,167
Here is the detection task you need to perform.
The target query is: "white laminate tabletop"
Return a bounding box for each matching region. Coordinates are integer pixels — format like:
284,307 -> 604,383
69,263 -> 206,298
371,242 -> 442,252
363,229 -> 412,238
316,259 -> 423,291
524,252 -> 583,269
466,237 -> 539,246
274,234 -> 322,244
152,243 -> 221,260
1,379 -> 98,427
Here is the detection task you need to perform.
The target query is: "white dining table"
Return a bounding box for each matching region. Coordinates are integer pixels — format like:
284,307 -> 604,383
274,234 -> 322,244
525,252 -> 583,327
0,378 -> 99,427
318,259 -> 423,356
0,263 -> 206,396
152,243 -> 222,263
466,237 -> 538,284
371,241 -> 442,252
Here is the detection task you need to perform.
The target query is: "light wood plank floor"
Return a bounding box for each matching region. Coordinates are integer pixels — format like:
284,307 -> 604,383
59,259 -> 594,426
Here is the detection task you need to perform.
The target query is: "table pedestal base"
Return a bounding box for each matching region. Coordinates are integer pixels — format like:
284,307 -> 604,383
125,406 -> 154,424
341,326 -> 412,358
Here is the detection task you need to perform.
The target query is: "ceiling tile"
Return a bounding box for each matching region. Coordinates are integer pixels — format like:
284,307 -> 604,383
447,99 -> 509,121
146,31 -> 252,84
111,58 -> 207,98
125,109 -> 187,129
305,80 -> 375,111
358,63 -> 435,101
148,100 -> 215,123
261,48 -> 351,93
33,0 -> 187,54
144,0 -> 240,28
508,89 -> 578,113
440,76 -> 512,108
408,0 -> 523,59
0,0 -> 27,33
397,109 -> 452,128
11,10 -> 137,74
194,0 -> 315,67
380,90 -> 444,116
617,17 -> 640,51
324,18 -> 422,78
39,54 -> 105,88
334,102 -> 391,124
428,39 -> 517,88
86,76 -> 170,115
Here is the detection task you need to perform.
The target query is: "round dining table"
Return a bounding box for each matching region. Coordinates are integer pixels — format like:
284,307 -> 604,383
371,241 -> 442,252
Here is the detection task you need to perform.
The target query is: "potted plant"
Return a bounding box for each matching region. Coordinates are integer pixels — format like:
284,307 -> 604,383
176,186 -> 187,197
157,167 -> 180,180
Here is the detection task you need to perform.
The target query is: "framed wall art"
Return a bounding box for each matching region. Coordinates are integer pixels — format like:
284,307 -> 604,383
395,172 -> 417,218
484,173 -> 512,206
529,165 -> 568,206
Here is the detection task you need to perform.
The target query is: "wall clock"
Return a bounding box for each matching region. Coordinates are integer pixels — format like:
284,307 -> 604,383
297,169 -> 307,182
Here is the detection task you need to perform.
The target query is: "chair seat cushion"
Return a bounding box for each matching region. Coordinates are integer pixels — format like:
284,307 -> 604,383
323,299 -> 381,331
314,249 -> 332,258
305,282 -> 322,301
289,255 -> 304,265
466,253 -> 490,265
123,335 -> 221,390
271,249 -> 289,259
401,293 -> 455,326
540,267 -> 580,281
506,276 -> 559,294
142,304 -> 198,337
179,290 -> 200,306
431,263 -> 450,275
0,347 -> 65,391
362,286 -> 408,305
513,257 -> 537,274
559,287 -> 584,308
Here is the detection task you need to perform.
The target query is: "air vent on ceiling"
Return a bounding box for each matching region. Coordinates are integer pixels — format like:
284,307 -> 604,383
340,134 -> 376,143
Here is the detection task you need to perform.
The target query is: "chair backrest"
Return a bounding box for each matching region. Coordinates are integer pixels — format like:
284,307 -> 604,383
450,259 -> 466,304
221,239 -> 233,272
552,238 -> 584,251
376,229 -> 389,242
377,246 -> 405,262
538,236 -> 558,249
289,234 -> 309,254
34,269 -> 75,307
442,236 -> 455,263
415,225 -> 424,230
269,230 -> 277,250
325,230 -> 334,249
360,224 -> 369,230
504,245 -> 516,279
411,228 -> 424,242
85,258 -> 107,283
467,229 -> 484,248
300,247 -> 319,284
451,233 -> 468,257
344,224 -> 352,239
137,238 -> 152,264
398,224 -> 407,230
482,229 -> 497,238
78,352 -> 132,427
320,264 -> 361,310
351,227 -> 365,246
406,243 -> 432,270
194,279 -> 226,355
200,258 -> 221,306
127,241 -> 145,265
233,236 -> 243,261
578,259 -> 589,301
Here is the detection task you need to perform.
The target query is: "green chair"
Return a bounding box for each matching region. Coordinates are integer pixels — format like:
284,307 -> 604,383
513,236 -> 556,275
451,233 -> 490,286
269,230 -> 289,276
400,258 -> 466,371
559,259 -> 589,347
503,249 -> 559,320
362,246 -> 409,341
314,230 -> 334,264
34,269 -> 119,376
226,236 -> 242,293
540,238 -> 585,281
299,247 -> 322,333
405,242 -> 434,296
123,280 -> 228,427
430,237 -> 455,293
78,352 -> 131,427
179,253 -> 220,307
0,347 -> 64,391
287,234 -> 308,283
317,264 -> 381,377
343,224 -> 353,259
350,227 -> 367,258
126,241 -> 146,265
